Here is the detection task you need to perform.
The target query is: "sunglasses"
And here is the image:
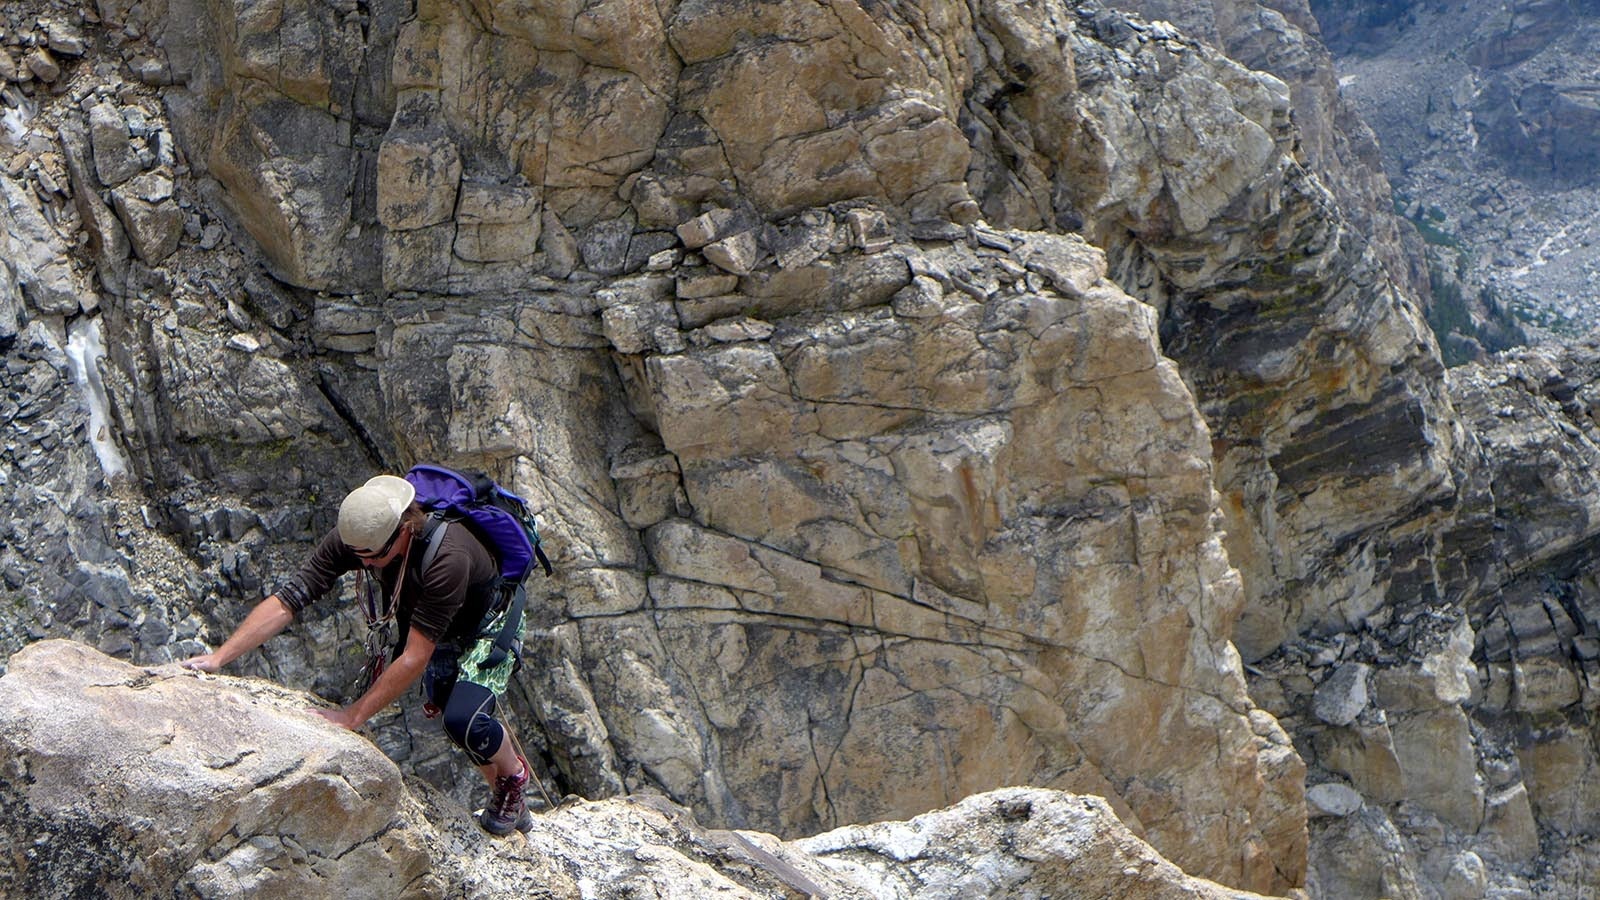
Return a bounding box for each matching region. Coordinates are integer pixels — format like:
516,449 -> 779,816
354,527 -> 400,561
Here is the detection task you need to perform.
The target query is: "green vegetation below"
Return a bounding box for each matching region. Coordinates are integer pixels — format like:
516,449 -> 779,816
1391,192 -> 1527,366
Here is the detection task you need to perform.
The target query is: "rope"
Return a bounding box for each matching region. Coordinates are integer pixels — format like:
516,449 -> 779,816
353,529 -> 414,696
504,700 -> 557,810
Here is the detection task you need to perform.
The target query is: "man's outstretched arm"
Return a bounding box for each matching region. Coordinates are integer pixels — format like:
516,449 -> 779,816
181,595 -> 296,673
314,627 -> 435,731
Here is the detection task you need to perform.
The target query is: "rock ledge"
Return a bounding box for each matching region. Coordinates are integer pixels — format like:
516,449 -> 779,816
0,640 -> 1280,900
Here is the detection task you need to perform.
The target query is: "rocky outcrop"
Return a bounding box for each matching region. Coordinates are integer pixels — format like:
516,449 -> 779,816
0,640 -> 1281,900
0,640 -> 436,898
1238,337 -> 1600,897
1251,618 -> 1501,898
801,788 -> 1286,900
976,6 -> 1458,662
1109,0 -> 1429,302
0,137 -> 201,669
1448,342 -> 1600,851
372,220 -> 1308,893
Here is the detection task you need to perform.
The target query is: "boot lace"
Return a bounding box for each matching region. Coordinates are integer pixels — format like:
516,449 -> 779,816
490,767 -> 527,821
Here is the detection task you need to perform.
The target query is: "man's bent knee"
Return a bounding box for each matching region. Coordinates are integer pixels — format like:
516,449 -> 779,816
440,682 -> 505,765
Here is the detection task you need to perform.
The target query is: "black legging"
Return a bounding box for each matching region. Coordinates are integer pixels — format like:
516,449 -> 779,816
425,652 -> 507,766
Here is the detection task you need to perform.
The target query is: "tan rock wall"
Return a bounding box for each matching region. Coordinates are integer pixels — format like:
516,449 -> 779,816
3,1 -> 1402,893
359,225 -> 1306,892
1017,15 -> 1458,660
157,0 -> 1462,680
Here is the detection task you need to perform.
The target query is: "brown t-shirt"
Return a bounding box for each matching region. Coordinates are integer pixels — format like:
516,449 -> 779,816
275,521 -> 499,647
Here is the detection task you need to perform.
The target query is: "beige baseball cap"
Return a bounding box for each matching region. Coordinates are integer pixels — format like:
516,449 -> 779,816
337,474 -> 416,552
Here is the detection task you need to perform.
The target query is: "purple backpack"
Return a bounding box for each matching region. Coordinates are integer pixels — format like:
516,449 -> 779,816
403,464 -> 554,583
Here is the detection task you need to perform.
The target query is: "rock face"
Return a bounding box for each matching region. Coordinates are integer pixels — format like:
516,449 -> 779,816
1038,7 -> 1456,663
3,1 -> 1324,893
1448,342 -> 1600,851
14,0 -> 1600,897
621,232 -> 1305,888
1110,0 -> 1429,301
0,640 -> 1280,900
372,223 -> 1308,892
1240,338 -> 1600,898
0,153 -> 199,670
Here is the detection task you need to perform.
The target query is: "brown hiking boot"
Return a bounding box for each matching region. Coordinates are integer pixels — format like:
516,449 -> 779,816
478,756 -> 534,836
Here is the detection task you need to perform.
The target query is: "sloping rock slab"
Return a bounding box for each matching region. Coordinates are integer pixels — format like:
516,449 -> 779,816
0,639 -> 433,899
0,640 -> 1287,899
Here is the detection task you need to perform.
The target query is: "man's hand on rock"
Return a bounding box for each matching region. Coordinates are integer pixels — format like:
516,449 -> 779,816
313,706 -> 361,730
181,653 -> 224,674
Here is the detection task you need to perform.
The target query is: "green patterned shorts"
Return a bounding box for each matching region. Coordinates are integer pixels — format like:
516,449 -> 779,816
436,602 -> 523,697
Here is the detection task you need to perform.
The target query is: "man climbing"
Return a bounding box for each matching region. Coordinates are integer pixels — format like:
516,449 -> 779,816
183,474 -> 536,836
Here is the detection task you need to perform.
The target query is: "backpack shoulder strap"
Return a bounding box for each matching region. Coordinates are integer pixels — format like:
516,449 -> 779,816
416,514 -> 450,575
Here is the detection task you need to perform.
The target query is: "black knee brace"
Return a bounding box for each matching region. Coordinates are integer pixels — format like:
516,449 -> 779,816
440,681 -> 505,766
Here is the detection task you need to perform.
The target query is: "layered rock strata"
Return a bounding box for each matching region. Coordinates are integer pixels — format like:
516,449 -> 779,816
1238,338 -> 1600,897
956,1 -> 1460,661
1110,0 -> 1429,302
1448,342 -> 1600,855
